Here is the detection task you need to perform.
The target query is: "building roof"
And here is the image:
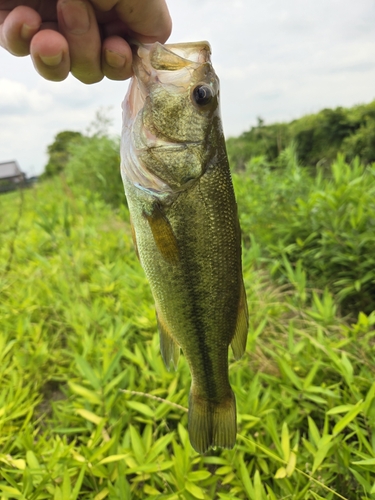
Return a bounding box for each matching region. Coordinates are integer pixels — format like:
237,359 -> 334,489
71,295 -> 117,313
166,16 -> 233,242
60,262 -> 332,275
0,160 -> 23,180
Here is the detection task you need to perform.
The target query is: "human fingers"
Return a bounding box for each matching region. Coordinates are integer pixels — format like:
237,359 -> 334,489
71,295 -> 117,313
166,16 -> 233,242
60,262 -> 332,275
56,0 -> 103,84
0,5 -> 41,56
90,0 -> 172,43
30,29 -> 70,81
101,35 -> 133,80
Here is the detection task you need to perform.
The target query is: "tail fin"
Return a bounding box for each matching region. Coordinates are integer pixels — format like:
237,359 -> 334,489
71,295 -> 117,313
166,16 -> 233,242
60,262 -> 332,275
188,389 -> 237,454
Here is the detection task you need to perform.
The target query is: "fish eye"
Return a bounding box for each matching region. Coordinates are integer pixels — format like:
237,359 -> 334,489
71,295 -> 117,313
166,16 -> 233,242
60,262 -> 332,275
192,85 -> 213,106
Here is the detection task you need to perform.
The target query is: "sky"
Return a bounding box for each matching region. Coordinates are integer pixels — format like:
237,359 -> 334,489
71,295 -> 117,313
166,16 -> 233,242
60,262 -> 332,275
1,0 -> 375,176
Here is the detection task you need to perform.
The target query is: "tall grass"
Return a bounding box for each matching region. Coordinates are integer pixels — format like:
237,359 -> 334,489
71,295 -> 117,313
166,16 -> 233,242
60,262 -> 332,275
0,173 -> 375,498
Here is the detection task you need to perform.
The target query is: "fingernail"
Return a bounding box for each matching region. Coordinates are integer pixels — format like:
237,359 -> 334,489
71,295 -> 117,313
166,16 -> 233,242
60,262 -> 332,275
40,52 -> 63,66
21,23 -> 37,40
105,49 -> 126,69
60,0 -> 90,35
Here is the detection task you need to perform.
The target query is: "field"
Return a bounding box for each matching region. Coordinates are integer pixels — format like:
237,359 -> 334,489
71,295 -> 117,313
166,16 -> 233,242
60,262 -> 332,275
1,155 -> 375,499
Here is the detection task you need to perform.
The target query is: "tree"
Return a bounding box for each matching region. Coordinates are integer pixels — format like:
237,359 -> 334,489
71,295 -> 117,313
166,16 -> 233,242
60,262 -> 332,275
43,131 -> 83,178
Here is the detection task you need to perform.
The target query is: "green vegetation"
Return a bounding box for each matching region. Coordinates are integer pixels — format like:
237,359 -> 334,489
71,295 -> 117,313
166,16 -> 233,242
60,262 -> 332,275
234,146 -> 375,316
227,100 -> 375,170
2,100 -> 375,498
43,110 -> 123,208
64,134 -> 123,208
43,131 -> 83,178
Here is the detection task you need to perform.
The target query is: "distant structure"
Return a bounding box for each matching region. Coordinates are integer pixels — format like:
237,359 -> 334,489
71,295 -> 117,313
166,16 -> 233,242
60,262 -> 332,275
0,160 -> 26,193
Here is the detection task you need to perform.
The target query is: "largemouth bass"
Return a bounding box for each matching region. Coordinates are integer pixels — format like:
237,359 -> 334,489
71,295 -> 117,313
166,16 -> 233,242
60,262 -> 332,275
120,41 -> 248,454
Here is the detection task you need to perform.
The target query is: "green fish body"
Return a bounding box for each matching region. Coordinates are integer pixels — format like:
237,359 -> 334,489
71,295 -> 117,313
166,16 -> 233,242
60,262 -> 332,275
121,41 -> 248,453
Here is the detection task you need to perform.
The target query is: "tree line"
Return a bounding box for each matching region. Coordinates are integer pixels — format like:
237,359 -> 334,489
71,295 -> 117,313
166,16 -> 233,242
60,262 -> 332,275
227,100 -> 375,170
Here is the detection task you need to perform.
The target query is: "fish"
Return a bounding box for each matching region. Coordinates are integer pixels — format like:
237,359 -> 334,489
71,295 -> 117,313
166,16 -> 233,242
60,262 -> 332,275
120,40 -> 248,454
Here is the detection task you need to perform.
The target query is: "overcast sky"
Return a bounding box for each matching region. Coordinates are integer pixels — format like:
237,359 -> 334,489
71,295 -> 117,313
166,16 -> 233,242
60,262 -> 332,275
1,0 -> 375,176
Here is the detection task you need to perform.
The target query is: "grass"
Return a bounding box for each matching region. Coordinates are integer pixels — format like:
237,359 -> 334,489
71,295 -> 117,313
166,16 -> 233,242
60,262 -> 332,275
1,178 -> 375,499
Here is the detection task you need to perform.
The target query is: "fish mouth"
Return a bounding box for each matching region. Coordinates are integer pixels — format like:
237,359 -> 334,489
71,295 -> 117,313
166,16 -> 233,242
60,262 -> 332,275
138,140 -> 203,152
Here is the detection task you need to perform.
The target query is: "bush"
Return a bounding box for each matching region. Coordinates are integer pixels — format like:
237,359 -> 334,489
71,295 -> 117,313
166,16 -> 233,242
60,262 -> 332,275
234,149 -> 375,315
43,131 -> 83,178
65,134 -> 125,208
233,144 -> 313,248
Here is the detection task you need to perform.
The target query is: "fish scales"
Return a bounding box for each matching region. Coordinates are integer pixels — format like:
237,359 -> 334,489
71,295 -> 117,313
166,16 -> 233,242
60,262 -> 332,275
121,41 -> 249,453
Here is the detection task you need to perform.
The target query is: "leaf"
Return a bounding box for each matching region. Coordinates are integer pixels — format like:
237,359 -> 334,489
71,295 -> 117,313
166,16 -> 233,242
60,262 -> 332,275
75,356 -> 101,390
332,400 -> 364,435
125,461 -> 173,474
312,441 -> 333,473
129,425 -> 145,464
187,470 -> 211,482
281,422 -> 290,462
62,469 -> 71,500
216,466 -> 233,475
126,401 -> 155,418
239,457 -> 255,499
3,456 -> 26,470
254,470 -> 265,499
71,465 -> 86,500
0,485 -> 24,498
26,450 -> 40,469
278,358 -> 303,390
349,468 -> 373,493
327,404 -> 357,415
274,467 -> 287,479
363,381 -> 375,416
98,454 -> 128,465
75,408 -> 104,425
69,382 -> 102,405
185,481 -> 205,499
286,446 -> 297,477
308,417 -> 321,447
352,458 -> 375,465
303,361 -> 321,390
147,433 -> 174,463
93,488 -> 109,500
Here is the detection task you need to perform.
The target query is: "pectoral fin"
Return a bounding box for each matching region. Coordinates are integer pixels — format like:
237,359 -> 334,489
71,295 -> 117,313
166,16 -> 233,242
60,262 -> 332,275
231,280 -> 249,360
156,310 -> 180,371
143,204 -> 179,264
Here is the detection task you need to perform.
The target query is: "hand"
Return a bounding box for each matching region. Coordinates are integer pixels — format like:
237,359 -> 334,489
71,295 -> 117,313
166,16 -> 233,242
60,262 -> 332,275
0,0 -> 172,83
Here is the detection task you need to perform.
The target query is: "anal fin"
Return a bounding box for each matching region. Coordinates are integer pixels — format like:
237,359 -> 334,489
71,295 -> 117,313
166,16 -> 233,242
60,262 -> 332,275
156,310 -> 180,371
231,280 -> 249,360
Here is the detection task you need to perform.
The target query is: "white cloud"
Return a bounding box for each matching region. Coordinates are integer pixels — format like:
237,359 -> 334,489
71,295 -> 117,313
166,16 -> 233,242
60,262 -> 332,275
0,78 -> 53,114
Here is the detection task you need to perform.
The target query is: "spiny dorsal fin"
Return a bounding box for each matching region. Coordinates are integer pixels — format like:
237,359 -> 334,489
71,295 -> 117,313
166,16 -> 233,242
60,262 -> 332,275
231,280 -> 249,360
143,204 -> 179,264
